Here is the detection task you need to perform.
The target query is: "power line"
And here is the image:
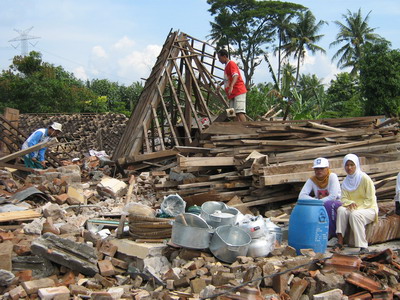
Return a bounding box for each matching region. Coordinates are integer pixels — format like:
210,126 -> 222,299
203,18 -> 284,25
35,46 -> 140,85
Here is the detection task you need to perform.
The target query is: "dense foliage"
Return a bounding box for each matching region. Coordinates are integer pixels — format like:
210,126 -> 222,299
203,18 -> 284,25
0,51 -> 143,116
359,43 -> 400,116
0,52 -> 94,113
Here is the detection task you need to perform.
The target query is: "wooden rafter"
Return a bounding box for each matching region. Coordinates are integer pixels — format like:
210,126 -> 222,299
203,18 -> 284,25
113,31 -> 228,165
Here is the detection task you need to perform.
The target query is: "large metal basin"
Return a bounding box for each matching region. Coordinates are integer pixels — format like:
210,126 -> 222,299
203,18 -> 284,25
209,225 -> 251,263
171,213 -> 213,249
201,202 -> 238,228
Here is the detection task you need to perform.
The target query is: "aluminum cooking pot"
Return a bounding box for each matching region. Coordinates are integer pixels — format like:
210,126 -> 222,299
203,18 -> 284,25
171,213 -> 213,249
209,225 -> 251,263
201,202 -> 238,228
201,201 -> 227,220
247,236 -> 273,257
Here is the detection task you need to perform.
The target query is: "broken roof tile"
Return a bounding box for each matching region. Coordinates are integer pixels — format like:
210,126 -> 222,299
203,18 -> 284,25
364,262 -> 398,277
362,248 -> 395,264
371,288 -> 394,300
323,253 -> 361,275
346,272 -> 382,292
348,291 -> 372,300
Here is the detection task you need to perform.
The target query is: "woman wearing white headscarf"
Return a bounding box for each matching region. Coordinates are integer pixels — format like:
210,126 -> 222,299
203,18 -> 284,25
333,154 -> 378,254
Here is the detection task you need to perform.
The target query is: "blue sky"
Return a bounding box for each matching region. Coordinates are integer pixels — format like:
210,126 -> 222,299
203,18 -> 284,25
0,0 -> 399,87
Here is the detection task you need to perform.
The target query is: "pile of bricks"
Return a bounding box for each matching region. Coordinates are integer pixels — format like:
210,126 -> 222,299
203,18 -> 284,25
1,152 -> 400,299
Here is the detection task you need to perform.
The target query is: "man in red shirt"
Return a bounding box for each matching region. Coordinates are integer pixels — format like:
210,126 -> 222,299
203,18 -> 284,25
217,49 -> 247,122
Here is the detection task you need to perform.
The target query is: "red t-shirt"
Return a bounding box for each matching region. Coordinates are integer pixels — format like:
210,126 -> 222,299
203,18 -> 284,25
224,60 -> 247,99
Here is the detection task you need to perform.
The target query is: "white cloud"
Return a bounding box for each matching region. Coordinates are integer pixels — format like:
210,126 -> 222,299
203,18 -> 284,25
90,68 -> 100,76
300,51 -> 341,85
113,36 -> 135,50
92,45 -> 107,58
117,44 -> 162,80
252,50 -> 343,87
73,66 -> 88,81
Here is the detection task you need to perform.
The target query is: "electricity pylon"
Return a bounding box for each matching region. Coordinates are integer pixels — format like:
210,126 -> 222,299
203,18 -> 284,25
8,26 -> 40,56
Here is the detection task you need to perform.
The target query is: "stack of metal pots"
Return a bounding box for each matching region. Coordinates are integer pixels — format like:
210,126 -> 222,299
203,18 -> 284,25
239,215 -> 273,257
171,201 -> 251,263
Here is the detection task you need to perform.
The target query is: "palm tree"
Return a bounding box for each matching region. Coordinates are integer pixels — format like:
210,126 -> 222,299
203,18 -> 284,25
283,10 -> 326,85
207,8 -> 233,54
272,13 -> 296,85
330,9 -> 386,75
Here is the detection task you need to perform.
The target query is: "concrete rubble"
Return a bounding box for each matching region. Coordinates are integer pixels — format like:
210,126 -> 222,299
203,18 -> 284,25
0,155 -> 399,300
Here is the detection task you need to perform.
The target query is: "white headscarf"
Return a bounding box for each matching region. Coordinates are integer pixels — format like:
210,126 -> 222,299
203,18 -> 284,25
342,154 -> 365,192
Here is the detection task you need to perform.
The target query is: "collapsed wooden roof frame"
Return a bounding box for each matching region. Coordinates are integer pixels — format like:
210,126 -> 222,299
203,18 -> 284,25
113,30 -> 229,166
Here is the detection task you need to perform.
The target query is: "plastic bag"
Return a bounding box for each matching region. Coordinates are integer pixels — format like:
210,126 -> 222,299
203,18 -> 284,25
161,194 -> 186,217
238,214 -> 267,239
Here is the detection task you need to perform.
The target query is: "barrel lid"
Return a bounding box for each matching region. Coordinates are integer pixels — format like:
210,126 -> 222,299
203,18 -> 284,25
297,199 -> 324,206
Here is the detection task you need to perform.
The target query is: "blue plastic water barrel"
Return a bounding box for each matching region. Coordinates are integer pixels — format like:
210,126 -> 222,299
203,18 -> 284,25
288,199 -> 329,255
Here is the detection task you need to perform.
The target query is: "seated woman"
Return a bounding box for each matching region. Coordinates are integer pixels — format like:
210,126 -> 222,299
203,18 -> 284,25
334,154 -> 378,254
395,172 -> 400,215
298,157 -> 341,239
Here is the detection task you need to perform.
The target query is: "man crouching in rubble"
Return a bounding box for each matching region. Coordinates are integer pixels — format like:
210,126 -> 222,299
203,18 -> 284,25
21,122 -> 62,169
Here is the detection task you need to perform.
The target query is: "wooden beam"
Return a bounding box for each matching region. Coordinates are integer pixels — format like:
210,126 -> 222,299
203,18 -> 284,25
126,149 -> 178,164
151,105 -> 165,151
166,68 -> 193,143
178,156 -> 236,168
0,210 -> 41,222
241,139 -> 328,147
261,160 -> 400,186
307,121 -> 346,132
157,86 -> 179,146
269,136 -> 398,163
0,162 -> 33,172
172,59 -> 204,133
0,140 -> 57,163
142,121 -> 151,153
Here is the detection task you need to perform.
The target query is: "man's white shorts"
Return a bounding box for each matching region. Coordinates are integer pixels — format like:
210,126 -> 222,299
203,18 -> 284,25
229,93 -> 246,114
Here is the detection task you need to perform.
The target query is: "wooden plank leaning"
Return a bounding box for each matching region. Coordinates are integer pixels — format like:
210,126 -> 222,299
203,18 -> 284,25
0,139 -> 57,163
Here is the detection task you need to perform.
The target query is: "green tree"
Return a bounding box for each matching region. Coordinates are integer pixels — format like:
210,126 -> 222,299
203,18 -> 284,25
87,79 -> 143,115
0,51 -> 95,113
265,55 -> 299,120
207,0 -> 305,86
283,10 -> 326,85
330,9 -> 387,76
125,81 -> 144,112
326,72 -> 363,117
11,51 -> 43,75
84,96 -> 108,113
272,13 -> 297,85
88,79 -> 120,110
359,43 -> 400,116
296,74 -> 337,119
246,82 -> 277,120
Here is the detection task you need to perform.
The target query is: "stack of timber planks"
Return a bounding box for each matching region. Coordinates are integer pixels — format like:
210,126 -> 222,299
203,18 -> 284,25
127,116 -> 400,210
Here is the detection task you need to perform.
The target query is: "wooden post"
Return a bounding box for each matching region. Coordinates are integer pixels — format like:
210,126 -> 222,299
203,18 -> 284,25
124,175 -> 136,204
